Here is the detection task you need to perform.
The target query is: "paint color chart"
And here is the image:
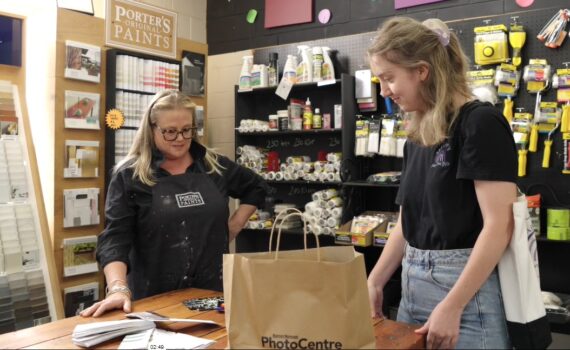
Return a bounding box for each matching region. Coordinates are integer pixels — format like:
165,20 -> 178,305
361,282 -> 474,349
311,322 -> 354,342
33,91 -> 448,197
0,81 -> 56,333
0,81 -> 18,136
115,55 -> 180,93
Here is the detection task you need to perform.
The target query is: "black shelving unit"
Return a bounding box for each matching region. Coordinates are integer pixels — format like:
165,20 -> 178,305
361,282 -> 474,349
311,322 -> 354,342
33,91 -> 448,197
235,73 -> 356,253
104,48 -> 181,191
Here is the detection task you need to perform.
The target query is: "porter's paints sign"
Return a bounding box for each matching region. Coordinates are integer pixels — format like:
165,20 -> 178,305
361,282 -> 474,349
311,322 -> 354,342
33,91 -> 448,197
106,0 -> 177,58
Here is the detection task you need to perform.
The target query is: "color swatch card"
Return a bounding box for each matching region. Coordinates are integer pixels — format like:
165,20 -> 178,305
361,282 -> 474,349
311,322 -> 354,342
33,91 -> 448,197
64,140 -> 99,178
63,188 -> 100,228
63,236 -> 98,277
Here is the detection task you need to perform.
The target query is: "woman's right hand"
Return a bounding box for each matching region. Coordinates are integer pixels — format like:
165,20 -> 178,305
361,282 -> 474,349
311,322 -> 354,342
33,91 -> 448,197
367,281 -> 385,319
80,292 -> 132,318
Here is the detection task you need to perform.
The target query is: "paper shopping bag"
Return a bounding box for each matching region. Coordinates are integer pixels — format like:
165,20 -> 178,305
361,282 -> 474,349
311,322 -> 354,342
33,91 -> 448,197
498,195 -> 551,349
224,210 -> 376,349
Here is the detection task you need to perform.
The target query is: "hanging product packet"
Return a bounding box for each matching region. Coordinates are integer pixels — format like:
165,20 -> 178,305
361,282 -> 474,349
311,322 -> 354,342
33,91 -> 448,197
223,208 -> 376,349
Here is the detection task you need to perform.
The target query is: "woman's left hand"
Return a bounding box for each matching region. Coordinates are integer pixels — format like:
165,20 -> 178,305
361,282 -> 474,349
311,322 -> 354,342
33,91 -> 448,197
228,217 -> 245,240
415,299 -> 463,349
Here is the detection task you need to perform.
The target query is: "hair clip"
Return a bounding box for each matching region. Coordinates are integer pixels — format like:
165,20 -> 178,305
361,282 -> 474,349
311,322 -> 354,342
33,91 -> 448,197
422,18 -> 450,47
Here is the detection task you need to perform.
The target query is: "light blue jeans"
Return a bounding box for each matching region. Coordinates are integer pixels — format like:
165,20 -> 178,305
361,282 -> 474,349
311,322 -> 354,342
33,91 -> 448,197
397,245 -> 511,349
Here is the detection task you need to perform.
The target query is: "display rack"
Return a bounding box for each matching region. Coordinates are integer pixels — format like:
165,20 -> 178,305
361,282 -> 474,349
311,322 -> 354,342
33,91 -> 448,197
0,80 -> 63,332
234,73 -> 359,251
104,48 -> 181,190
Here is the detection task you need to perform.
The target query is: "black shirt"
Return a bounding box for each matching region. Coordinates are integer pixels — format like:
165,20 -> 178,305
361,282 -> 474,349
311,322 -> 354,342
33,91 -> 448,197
395,101 -> 517,250
96,142 -> 268,297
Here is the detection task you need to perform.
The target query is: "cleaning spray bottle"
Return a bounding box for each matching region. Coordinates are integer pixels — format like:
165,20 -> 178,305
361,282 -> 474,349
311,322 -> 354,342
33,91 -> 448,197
239,55 -> 253,90
296,45 -> 313,83
283,54 -> 297,84
322,47 -> 336,81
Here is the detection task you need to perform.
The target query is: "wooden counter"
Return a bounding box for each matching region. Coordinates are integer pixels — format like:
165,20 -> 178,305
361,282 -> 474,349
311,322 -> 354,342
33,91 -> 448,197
0,288 -> 424,349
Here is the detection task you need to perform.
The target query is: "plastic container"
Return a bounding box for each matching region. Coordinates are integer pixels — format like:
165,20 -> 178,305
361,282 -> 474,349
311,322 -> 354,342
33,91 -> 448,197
312,46 -> 323,82
268,114 -> 278,130
296,45 -> 313,83
322,47 -> 335,81
283,55 -> 297,84
239,55 -> 253,90
303,98 -> 313,130
313,108 -> 322,129
268,52 -> 279,87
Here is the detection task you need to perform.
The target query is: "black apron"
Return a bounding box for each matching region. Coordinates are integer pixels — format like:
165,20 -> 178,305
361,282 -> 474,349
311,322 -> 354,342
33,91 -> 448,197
128,164 -> 229,299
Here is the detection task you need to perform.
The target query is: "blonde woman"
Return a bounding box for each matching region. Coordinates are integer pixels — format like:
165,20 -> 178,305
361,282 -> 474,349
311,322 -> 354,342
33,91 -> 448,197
81,90 -> 267,317
366,17 -> 517,349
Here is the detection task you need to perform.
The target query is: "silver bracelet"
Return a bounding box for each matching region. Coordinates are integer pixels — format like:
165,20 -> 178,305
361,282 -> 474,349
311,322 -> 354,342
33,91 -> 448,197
106,285 -> 132,298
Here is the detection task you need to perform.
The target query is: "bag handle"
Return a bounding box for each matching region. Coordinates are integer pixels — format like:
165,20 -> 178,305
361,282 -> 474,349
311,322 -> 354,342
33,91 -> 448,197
269,208 -> 306,252
268,209 -> 321,261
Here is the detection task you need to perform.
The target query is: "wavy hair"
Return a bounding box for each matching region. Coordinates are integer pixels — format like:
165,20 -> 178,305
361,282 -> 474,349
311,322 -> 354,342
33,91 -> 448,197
368,17 -> 472,146
114,90 -> 224,186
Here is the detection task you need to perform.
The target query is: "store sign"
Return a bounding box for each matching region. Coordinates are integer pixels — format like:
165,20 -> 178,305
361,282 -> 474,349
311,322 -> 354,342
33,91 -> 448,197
395,0 -> 447,9
105,0 -> 177,58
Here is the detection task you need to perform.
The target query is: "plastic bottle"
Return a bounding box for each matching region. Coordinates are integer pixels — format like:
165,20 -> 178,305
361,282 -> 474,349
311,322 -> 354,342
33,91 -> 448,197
283,54 -> 297,84
312,47 -> 324,82
268,52 -> 279,87
296,45 -> 313,83
251,64 -> 268,88
303,98 -> 313,130
239,55 -> 253,90
312,108 -> 322,129
322,47 -> 336,81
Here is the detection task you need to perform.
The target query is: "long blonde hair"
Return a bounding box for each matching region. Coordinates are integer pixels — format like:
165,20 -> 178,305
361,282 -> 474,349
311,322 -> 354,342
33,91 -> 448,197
114,90 -> 224,186
368,17 -> 472,146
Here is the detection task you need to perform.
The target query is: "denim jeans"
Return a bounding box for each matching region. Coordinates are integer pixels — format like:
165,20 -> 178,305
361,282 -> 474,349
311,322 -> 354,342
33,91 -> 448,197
397,245 -> 511,349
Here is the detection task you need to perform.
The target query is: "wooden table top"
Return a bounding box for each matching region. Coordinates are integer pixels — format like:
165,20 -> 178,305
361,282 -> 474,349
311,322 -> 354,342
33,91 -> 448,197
0,288 -> 424,349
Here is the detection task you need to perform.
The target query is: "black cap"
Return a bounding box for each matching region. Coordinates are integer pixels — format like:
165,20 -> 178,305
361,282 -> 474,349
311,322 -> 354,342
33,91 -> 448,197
269,52 -> 278,61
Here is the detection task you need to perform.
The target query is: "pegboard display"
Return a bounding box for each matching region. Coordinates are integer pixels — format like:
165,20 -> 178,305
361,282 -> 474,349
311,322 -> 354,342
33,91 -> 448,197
253,6 -> 570,208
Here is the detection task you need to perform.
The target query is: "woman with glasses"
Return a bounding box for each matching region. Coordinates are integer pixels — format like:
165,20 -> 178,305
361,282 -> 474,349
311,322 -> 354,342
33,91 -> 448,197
81,90 -> 267,317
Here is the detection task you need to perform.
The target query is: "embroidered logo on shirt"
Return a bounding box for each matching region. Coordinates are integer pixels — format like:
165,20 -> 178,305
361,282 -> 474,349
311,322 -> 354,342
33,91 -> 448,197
431,143 -> 451,168
175,192 -> 205,208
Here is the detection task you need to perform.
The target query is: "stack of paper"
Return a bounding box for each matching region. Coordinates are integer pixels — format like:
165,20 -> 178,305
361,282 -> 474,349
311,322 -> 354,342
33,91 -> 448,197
72,319 -> 156,348
119,328 -> 216,349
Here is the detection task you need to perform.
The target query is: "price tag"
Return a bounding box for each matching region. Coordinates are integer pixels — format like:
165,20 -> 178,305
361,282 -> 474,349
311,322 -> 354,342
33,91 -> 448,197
275,78 -> 293,100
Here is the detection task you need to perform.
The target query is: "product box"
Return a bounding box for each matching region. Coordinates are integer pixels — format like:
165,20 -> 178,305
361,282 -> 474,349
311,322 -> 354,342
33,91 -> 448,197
335,211 -> 396,247
372,212 -> 399,247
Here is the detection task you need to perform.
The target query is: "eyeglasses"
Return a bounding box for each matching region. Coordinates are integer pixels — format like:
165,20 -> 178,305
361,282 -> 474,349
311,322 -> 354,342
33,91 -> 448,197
154,125 -> 197,141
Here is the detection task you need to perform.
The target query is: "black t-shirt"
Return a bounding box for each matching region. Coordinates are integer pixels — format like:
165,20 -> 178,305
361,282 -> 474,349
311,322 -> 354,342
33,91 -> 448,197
395,101 -> 517,250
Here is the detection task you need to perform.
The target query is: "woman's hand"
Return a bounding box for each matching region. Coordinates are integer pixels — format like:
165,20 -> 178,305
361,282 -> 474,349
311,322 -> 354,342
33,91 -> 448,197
80,291 -> 131,318
228,216 -> 246,240
415,299 -> 463,349
367,281 -> 385,319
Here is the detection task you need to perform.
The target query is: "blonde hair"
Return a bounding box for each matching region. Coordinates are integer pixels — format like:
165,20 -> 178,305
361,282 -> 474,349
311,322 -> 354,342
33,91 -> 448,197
114,90 -> 224,186
368,17 -> 472,146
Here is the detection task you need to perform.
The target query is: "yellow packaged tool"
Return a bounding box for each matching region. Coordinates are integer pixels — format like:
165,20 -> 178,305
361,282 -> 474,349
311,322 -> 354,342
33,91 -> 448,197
511,110 -> 532,177
523,59 -> 551,152
563,133 -> 570,175
553,66 -> 570,133
508,17 -> 526,67
467,67 -> 498,104
474,24 -> 509,66
537,102 -> 561,168
494,63 -> 520,123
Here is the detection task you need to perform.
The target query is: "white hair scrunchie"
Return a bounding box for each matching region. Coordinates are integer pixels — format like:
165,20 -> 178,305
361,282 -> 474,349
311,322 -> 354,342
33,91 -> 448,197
422,18 -> 450,47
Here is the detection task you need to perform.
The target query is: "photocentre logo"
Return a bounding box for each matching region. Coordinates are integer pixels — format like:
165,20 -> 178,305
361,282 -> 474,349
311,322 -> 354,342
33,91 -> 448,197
261,334 -> 343,350
175,192 -> 205,208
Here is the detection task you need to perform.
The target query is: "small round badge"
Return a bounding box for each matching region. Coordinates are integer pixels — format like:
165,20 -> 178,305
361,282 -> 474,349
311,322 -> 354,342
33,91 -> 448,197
318,9 -> 331,24
105,109 -> 124,129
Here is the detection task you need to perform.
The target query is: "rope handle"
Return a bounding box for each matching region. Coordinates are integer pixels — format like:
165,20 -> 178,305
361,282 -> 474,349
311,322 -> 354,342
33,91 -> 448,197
268,208 -> 321,262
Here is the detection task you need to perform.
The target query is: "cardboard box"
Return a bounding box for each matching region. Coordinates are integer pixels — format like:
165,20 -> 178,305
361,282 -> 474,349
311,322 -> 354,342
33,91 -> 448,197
373,221 -> 397,247
335,211 -> 397,247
